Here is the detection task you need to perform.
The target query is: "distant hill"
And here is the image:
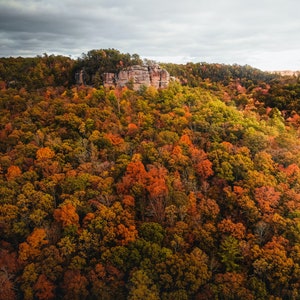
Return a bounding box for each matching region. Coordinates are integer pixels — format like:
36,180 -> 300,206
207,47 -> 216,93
269,70 -> 300,77
0,48 -> 282,90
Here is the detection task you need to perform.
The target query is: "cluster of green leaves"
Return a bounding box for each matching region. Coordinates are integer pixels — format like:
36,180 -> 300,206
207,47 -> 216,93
161,62 -> 279,87
1,52 -> 300,299
254,79 -> 300,113
74,48 -> 143,86
0,54 -> 75,90
0,49 -> 143,90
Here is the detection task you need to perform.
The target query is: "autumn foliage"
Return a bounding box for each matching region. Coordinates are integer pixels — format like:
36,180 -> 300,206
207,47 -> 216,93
1,50 -> 300,299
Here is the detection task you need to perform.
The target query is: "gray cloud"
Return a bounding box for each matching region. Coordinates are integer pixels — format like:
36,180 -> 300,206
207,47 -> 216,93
0,0 -> 300,70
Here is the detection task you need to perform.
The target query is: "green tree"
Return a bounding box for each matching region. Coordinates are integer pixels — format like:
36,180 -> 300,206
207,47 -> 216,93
219,236 -> 242,272
128,270 -> 159,300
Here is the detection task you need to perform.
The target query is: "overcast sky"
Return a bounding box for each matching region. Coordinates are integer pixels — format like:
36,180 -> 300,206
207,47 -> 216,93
1,0 -> 300,71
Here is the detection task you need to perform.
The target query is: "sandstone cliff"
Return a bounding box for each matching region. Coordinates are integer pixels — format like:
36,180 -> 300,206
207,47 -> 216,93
103,64 -> 170,90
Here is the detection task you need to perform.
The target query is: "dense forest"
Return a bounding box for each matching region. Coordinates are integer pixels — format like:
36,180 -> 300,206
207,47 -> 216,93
1,49 -> 300,299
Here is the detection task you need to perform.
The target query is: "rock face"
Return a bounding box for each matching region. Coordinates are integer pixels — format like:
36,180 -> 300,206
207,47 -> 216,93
75,69 -> 87,85
103,65 -> 170,90
102,72 -> 115,86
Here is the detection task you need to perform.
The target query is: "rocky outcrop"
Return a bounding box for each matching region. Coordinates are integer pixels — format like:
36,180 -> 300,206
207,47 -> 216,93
103,65 -> 170,90
75,69 -> 87,85
102,72 -> 116,86
149,65 -> 170,89
118,65 -> 151,89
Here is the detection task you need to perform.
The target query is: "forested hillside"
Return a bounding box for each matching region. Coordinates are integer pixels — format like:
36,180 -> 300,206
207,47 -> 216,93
1,50 -> 300,299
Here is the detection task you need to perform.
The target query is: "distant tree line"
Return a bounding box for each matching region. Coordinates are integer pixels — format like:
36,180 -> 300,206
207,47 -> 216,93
1,48 -> 300,114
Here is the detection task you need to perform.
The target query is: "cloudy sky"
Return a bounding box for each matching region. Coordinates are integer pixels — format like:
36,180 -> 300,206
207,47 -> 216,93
0,0 -> 300,71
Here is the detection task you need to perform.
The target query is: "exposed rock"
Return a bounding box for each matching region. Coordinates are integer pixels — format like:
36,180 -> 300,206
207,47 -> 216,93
103,64 -> 170,90
118,65 -> 151,90
102,72 -> 115,86
75,69 -> 87,85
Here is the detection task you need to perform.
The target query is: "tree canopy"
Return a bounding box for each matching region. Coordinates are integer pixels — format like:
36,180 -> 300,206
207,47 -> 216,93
1,49 -> 300,299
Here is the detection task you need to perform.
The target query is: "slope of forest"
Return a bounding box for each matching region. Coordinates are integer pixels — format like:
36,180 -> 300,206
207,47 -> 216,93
1,49 -> 300,299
